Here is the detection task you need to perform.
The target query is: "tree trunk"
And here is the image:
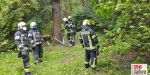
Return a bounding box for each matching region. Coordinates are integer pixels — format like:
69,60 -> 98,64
52,0 -> 63,44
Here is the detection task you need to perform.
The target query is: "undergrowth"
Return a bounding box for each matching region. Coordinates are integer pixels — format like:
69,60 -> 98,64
0,42 -> 132,75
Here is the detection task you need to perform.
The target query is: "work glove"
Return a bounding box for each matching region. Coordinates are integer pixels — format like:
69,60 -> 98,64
18,48 -> 26,58
95,48 -> 99,56
32,44 -> 36,50
21,49 -> 26,56
21,47 -> 28,55
18,51 -> 22,58
96,50 -> 99,56
33,44 -> 36,47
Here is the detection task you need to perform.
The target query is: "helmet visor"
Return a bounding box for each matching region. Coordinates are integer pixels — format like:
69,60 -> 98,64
33,25 -> 38,29
21,25 -> 26,27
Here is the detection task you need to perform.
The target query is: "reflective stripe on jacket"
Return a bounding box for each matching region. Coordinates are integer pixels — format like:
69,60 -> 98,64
28,29 -> 43,45
79,25 -> 99,50
14,30 -> 29,48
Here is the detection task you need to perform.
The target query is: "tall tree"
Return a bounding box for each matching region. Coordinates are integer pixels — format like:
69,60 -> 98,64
52,0 -> 63,44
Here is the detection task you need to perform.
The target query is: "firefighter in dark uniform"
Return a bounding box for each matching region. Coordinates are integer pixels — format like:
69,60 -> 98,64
79,19 -> 99,70
63,16 -> 76,46
68,16 -> 76,37
28,22 -> 44,66
14,22 -> 31,75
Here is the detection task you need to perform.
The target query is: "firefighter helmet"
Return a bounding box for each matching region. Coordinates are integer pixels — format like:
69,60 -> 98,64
83,19 -> 90,25
30,22 -> 37,29
68,16 -> 72,21
63,17 -> 68,22
18,22 -> 27,30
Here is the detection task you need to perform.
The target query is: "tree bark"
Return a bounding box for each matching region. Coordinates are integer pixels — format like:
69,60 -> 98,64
52,0 -> 63,44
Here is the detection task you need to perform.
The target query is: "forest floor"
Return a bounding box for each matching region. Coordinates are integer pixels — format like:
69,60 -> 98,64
44,39 -> 137,74
0,39 -> 149,75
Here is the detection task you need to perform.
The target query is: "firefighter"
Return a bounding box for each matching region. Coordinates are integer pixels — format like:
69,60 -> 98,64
79,19 -> 99,70
14,22 -> 31,75
63,16 -> 76,46
68,16 -> 76,36
28,22 -> 44,66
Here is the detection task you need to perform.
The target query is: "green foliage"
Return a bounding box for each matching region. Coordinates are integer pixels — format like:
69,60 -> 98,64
91,0 -> 150,58
91,1 -> 115,19
71,3 -> 100,30
133,56 -> 145,63
0,0 -> 52,52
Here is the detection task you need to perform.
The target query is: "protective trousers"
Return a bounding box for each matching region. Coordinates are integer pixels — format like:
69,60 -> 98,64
33,44 -> 43,65
67,32 -> 75,46
21,50 -> 30,74
85,50 -> 97,70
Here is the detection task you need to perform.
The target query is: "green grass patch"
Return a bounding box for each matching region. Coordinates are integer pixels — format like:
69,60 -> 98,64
0,43 -> 131,75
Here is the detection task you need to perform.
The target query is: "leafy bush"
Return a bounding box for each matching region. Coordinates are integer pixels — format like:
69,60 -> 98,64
0,0 -> 52,52
90,0 -> 150,64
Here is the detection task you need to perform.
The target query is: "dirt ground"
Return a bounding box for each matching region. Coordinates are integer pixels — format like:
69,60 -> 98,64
110,48 -> 150,70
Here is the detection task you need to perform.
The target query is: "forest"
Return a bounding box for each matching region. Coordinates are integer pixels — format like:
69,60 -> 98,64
0,0 -> 150,75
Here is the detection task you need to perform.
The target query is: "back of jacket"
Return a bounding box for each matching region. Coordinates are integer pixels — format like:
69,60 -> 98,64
28,29 -> 43,45
79,25 -> 99,50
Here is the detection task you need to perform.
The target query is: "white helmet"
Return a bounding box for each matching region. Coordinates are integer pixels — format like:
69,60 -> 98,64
18,22 -> 27,30
63,17 -> 68,22
30,22 -> 37,28
83,19 -> 88,25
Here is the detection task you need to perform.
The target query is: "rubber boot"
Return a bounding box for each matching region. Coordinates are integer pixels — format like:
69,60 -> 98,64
39,58 -> 43,63
25,72 -> 31,75
92,67 -> 96,70
72,42 -> 74,46
24,68 -> 31,75
69,41 -> 72,46
85,64 -> 89,69
34,61 -> 39,66
68,41 -> 72,46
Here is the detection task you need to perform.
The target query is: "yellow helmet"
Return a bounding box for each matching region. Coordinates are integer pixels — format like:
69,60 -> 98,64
30,22 -> 37,28
68,16 -> 71,19
68,16 -> 72,20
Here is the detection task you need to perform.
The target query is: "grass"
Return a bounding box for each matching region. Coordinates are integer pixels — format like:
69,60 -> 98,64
0,40 -> 131,75
1,31 -> 149,75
